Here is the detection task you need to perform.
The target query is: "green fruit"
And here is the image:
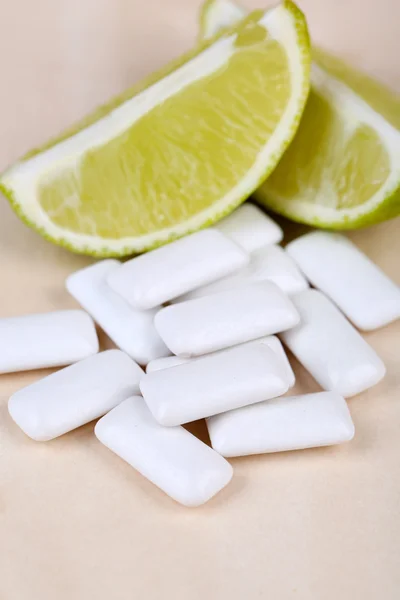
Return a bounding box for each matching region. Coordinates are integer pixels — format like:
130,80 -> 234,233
200,0 -> 400,229
0,1 -> 310,256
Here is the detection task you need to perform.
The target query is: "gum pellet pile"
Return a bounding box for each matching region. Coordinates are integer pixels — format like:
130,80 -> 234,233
4,203 -> 400,507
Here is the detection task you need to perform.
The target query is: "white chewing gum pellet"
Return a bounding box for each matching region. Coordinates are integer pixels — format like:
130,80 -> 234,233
8,350 -> 144,441
66,260 -> 170,365
107,229 -> 249,310
0,310 -> 98,374
154,282 -> 299,357
177,245 -> 309,301
262,336 -> 295,388
95,397 -> 233,507
216,203 -> 283,252
140,344 -> 289,426
207,391 -> 355,457
146,355 -> 190,373
286,231 -> 400,331
146,336 -> 295,388
281,290 -> 386,398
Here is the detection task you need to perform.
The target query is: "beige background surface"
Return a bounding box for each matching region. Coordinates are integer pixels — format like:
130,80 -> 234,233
0,1 -> 399,598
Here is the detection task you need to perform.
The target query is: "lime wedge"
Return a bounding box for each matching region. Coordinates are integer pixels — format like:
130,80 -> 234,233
199,0 -> 246,40
0,1 -> 310,257
200,0 -> 400,229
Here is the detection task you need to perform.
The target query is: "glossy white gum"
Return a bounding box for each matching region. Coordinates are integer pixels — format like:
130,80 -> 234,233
95,397 -> 233,507
0,310 -> 98,374
146,336 -> 295,388
107,229 -> 248,309
281,290 -> 386,398
207,391 -> 355,457
146,355 -> 190,373
177,244 -> 309,301
154,282 -> 300,357
286,231 -> 400,331
66,260 -> 170,365
140,343 -> 289,426
216,203 -> 283,252
8,350 -> 144,441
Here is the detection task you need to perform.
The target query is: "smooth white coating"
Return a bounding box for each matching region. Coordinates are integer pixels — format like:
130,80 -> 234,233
207,391 -> 355,457
66,260 -> 170,365
95,397 -> 233,507
140,343 -> 289,426
281,290 -> 386,398
261,335 -> 295,388
8,350 -> 144,441
0,310 -> 98,374
106,229 -> 249,309
286,231 -> 400,331
146,355 -> 190,373
177,244 -> 309,301
154,282 -> 300,357
146,336 -> 295,388
216,203 -> 283,252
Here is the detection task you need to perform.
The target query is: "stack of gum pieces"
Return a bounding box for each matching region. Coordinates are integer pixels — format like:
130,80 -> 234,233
5,203 -> 400,507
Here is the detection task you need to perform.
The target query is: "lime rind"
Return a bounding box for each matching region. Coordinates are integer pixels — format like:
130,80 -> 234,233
199,0 -> 245,42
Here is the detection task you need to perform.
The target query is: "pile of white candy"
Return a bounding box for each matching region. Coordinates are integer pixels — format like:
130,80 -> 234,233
4,204 -> 400,507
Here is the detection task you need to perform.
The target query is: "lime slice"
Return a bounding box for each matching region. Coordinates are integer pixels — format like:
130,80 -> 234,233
200,0 -> 400,229
0,2 -> 310,257
199,0 -> 246,40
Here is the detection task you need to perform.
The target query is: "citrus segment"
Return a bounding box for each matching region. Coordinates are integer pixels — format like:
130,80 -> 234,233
1,1 -> 310,256
199,0 -> 400,229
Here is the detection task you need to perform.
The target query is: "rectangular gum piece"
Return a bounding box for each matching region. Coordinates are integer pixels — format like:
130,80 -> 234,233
95,397 -> 233,507
140,343 -> 289,426
216,203 -> 283,252
176,244 -> 309,301
106,229 -> 249,309
207,391 -> 355,457
8,350 -> 144,441
66,260 -> 170,365
286,231 -> 400,331
280,289 -> 386,398
146,355 -> 190,372
0,310 -> 98,374
154,282 -> 299,357
146,336 -> 295,388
